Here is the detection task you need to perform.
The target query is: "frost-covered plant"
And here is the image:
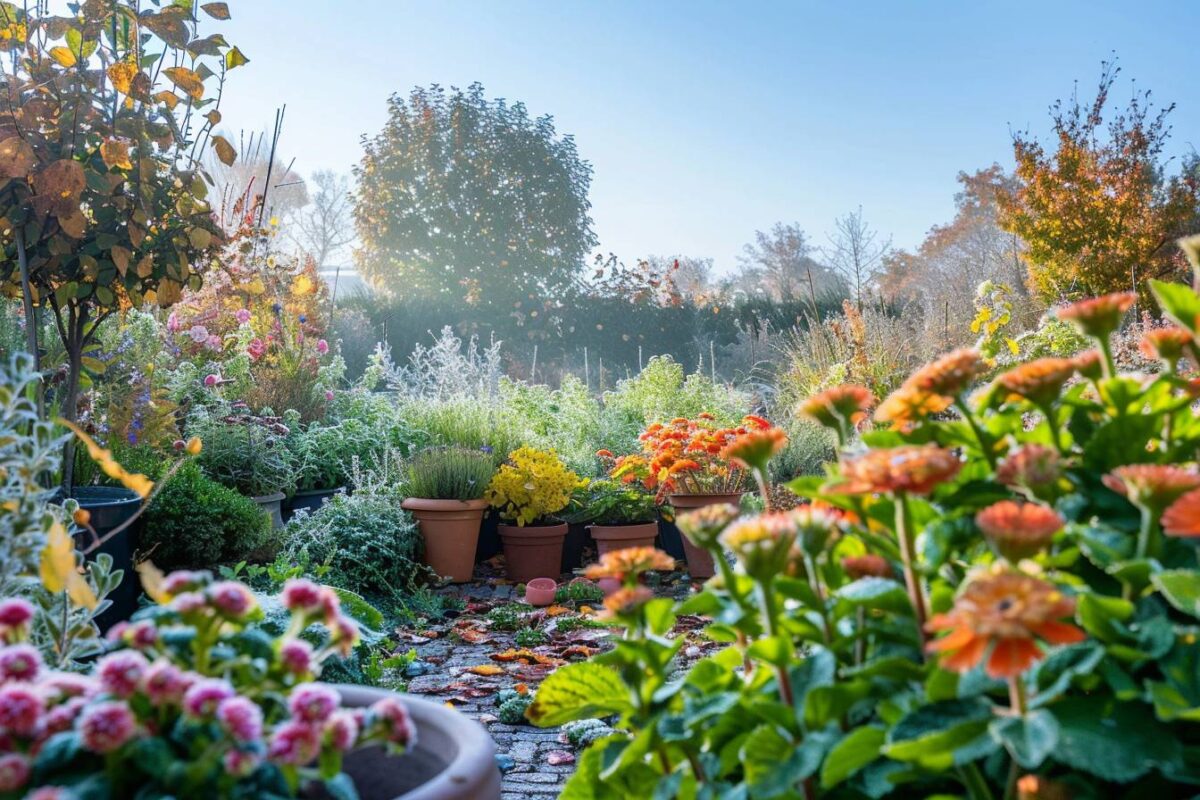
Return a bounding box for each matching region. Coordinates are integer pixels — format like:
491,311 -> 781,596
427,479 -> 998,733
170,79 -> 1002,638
499,375 -> 601,475
379,326 -> 505,401
188,407 -> 296,498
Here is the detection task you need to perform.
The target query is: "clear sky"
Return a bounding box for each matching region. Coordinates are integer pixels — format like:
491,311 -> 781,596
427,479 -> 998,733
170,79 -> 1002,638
215,1 -> 1200,272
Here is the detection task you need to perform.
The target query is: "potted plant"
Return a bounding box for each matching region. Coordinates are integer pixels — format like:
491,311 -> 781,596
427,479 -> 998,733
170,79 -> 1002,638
284,419 -> 383,521
485,447 -> 581,583
0,569 -> 500,798
401,447 -> 497,583
564,477 -> 661,556
612,415 -> 769,578
189,409 -> 296,529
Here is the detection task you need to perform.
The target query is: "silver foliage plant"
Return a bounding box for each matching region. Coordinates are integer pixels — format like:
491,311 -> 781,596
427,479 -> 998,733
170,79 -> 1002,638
377,325 -> 505,401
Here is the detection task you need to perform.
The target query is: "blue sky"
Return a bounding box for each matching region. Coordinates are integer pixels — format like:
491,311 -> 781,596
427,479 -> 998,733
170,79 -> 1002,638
216,1 -> 1200,272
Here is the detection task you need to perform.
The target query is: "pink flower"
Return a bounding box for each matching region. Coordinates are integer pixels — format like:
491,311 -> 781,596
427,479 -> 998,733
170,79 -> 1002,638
281,580 -> 324,615
330,616 -> 359,656
79,701 -> 137,753
0,753 -> 29,791
141,661 -> 187,705
0,599 -> 34,630
96,651 -> 149,698
217,696 -> 263,743
209,581 -> 256,619
188,324 -> 210,344
324,710 -> 358,752
247,338 -> 267,361
42,671 -> 96,700
267,720 -> 321,766
205,334 -> 224,352
183,679 -> 235,719
0,645 -> 41,683
235,309 -> 252,325
170,592 -> 207,614
316,339 -> 329,355
114,621 -> 158,651
163,571 -> 204,596
0,684 -> 43,735
223,748 -> 261,777
324,390 -> 335,402
278,640 -> 314,676
367,696 -> 415,748
319,589 -> 342,623
288,683 -> 338,724
203,374 -> 220,388
166,312 -> 181,334
28,789 -> 73,800
42,696 -> 86,737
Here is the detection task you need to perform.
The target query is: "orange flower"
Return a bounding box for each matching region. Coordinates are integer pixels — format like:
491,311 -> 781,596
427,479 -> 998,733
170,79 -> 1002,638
842,554 -> 892,580
595,449 -> 614,459
975,501 -> 1063,561
601,586 -> 654,618
904,348 -> 987,397
583,547 -> 676,582
1102,464 -> 1200,513
1071,349 -> 1103,382
1140,326 -> 1194,367
720,426 -> 788,474
1056,291 -> 1136,340
874,386 -> 953,430
676,503 -> 740,549
719,512 -> 799,579
798,384 -> 874,430
995,357 -> 1078,406
926,569 -> 1085,678
836,445 -> 962,496
1162,488 -> 1200,537
997,444 -> 1063,500
1016,775 -> 1070,800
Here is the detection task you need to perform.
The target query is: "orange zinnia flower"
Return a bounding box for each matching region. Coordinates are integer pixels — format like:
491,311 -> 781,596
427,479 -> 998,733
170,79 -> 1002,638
676,503 -> 740,549
1102,464 -> 1200,513
997,444 -> 1063,500
1056,291 -> 1136,340
1071,349 -> 1103,382
1163,488 -> 1200,537
874,386 -> 953,430
719,512 -> 800,579
601,586 -> 655,618
798,384 -> 874,429
583,547 -> 676,582
995,357 -> 1078,406
721,426 -> 788,474
1016,775 -> 1070,800
903,348 -> 987,397
842,554 -> 892,580
975,500 -> 1063,561
836,445 -> 962,496
926,568 -> 1085,678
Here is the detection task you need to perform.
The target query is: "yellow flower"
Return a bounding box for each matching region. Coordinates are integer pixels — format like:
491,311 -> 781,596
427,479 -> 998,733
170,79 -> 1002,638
486,447 -> 581,526
186,437 -> 203,456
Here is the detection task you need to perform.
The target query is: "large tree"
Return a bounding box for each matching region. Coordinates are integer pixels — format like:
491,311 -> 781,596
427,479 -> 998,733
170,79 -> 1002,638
996,61 -> 1200,301
735,222 -> 841,302
287,169 -> 353,268
354,83 -> 596,315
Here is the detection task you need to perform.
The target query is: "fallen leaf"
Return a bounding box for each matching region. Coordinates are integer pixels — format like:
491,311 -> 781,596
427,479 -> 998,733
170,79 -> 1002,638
546,751 -> 575,766
545,605 -> 572,617
465,664 -> 506,677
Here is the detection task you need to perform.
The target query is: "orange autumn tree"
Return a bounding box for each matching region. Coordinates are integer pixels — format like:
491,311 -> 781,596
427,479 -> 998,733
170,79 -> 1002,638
996,60 -> 1200,303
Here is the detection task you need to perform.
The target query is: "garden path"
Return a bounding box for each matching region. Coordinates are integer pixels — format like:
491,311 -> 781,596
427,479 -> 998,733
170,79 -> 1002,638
396,561 -> 709,799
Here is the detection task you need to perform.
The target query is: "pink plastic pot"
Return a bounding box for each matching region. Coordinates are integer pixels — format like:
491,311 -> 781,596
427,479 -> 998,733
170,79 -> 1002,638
524,577 -> 558,607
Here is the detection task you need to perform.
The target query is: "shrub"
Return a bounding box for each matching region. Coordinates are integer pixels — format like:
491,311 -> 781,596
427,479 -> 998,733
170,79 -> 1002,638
188,408 -> 296,497
290,417 -> 395,492
140,462 -> 273,570
528,283 -> 1200,798
282,493 -> 427,598
396,395 -> 524,464
404,446 -> 496,500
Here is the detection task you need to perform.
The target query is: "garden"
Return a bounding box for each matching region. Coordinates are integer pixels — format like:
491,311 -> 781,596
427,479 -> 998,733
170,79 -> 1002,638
2,2 -> 1200,799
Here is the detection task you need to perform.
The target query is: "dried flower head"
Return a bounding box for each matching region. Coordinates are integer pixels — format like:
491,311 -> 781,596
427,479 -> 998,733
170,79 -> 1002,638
1056,291 -> 1136,340
584,547 -> 676,582
836,445 -> 962,496
1103,464 -> 1200,513
926,569 -> 1085,678
798,384 -> 874,431
975,501 -> 1063,562
995,358 -> 1078,406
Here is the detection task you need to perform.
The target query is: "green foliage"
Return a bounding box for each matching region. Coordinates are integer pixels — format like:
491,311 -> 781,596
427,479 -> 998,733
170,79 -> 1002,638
141,461 -> 273,569
498,693 -> 536,725
555,579 -> 605,605
404,446 -> 496,500
515,627 -> 548,647
563,479 -> 659,525
289,416 -> 400,492
188,407 -> 295,497
486,603 -> 529,632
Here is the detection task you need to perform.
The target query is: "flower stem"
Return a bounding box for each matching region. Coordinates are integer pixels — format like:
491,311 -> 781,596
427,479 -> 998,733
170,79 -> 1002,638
1007,675 -> 1028,716
1036,402 -> 1066,454
802,550 -> 833,645
959,762 -> 996,800
758,580 -> 795,708
954,397 -> 995,469
1135,505 -> 1160,562
1098,337 -> 1116,381
893,492 -> 928,652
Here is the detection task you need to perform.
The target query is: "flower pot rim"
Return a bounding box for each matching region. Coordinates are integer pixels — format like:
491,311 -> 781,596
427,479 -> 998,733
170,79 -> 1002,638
402,497 -> 490,512
668,491 -> 745,500
526,577 -> 557,590
63,486 -> 142,509
252,491 -> 286,503
588,520 -> 659,529
293,486 -> 344,498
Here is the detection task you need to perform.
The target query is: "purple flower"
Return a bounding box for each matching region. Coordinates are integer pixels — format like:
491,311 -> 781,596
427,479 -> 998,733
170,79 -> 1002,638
0,684 -> 43,735
235,309 -> 252,325
271,302 -> 283,316
162,570 -> 204,596
188,324 -> 209,344
203,374 -> 220,388
208,581 -> 256,619
315,339 -> 329,355
278,639 -> 314,676
166,312 -> 181,334
223,748 -> 261,777
0,645 -> 41,683
267,720 -> 321,765
324,710 -> 359,751
205,334 -> 224,352
298,314 -> 308,324
324,390 -> 335,402
281,580 -> 323,614
79,701 -> 138,753
0,753 -> 29,791
183,679 -> 235,718
141,661 -> 187,705
217,696 -> 263,743
0,600 -> 33,630
42,696 -> 86,737
367,696 -> 415,748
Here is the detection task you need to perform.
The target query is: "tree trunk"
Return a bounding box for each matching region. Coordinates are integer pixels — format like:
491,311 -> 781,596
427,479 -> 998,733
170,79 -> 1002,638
59,305 -> 86,496
14,227 -> 43,419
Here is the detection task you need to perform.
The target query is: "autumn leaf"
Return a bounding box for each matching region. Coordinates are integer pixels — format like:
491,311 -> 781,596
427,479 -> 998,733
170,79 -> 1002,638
40,521 -> 98,610
60,419 -> 153,498
163,66 -> 204,100
224,46 -> 249,70
33,159 -> 85,203
464,664 -> 505,676
211,134 -> 236,166
0,136 -> 35,179
107,61 -> 137,94
100,138 -> 132,170
154,91 -> 180,111
135,254 -> 154,279
201,2 -> 230,20
48,45 -> 75,67
187,226 -> 212,249
137,560 -> 169,604
111,246 -> 131,277
57,211 -> 86,239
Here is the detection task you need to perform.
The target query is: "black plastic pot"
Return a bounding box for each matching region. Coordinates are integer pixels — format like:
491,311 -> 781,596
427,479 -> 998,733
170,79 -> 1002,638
475,511 -> 501,562
656,518 -> 686,560
283,487 -> 343,523
69,486 -> 142,630
562,522 -> 587,572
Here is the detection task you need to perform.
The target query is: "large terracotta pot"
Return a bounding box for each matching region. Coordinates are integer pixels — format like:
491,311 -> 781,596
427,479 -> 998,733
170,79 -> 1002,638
668,493 -> 744,579
498,522 -> 567,584
401,498 -> 488,583
306,685 -> 501,800
589,521 -> 659,556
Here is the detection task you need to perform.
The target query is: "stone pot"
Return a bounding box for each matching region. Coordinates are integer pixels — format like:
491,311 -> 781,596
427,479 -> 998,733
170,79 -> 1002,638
283,487 -> 344,523
304,685 -> 501,800
401,498 -> 488,583
498,522 -> 567,584
588,521 -> 659,556
668,493 -> 744,579
253,491 -> 286,530
68,486 -> 142,630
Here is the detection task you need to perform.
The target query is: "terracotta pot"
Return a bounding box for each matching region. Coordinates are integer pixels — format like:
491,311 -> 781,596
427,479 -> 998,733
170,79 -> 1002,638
668,493 -> 744,579
401,498 -> 488,583
304,684 -> 501,800
498,522 -> 567,584
524,577 -> 558,606
253,491 -> 286,530
589,521 -> 659,556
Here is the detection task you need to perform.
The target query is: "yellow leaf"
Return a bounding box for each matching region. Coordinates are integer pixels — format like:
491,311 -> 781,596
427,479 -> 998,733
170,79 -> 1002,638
1005,338 -> 1020,356
187,227 -> 212,249
163,66 -> 204,100
465,664 -> 505,676
211,135 -> 236,167
107,61 -> 137,94
242,277 -> 265,295
135,254 -> 154,278
185,437 -> 203,456
100,138 -> 132,170
291,274 -> 314,296
137,560 -> 169,604
40,522 -> 97,610
225,46 -> 249,70
59,419 -> 154,498
48,46 -> 76,67
154,91 -> 180,110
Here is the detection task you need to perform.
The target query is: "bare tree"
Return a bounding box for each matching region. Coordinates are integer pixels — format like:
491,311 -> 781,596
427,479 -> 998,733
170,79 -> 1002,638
736,222 -> 841,301
204,129 -> 309,233
646,255 -> 714,302
288,170 -> 355,267
827,207 -> 891,311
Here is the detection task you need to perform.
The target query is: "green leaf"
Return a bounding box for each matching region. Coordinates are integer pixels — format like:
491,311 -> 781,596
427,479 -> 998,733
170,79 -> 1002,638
1152,570 -> 1200,619
526,662 -> 632,727
742,724 -> 835,797
33,732 -> 81,775
747,634 -> 792,667
883,698 -> 998,770
1152,279 -> 1200,333
331,587 -> 384,632
835,577 -> 912,615
820,725 -> 885,788
1053,697 -> 1181,782
321,774 -> 359,800
1076,593 -> 1134,642
988,709 -> 1059,769
1031,641 -> 1105,707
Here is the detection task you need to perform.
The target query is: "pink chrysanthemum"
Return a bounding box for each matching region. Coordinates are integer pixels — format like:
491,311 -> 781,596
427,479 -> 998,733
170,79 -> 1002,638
278,640 -> 314,676
162,570 -> 204,596
330,616 -> 359,657
267,720 -> 321,766
0,753 -> 29,791
281,580 -> 324,614
368,696 -> 415,748
224,748 -> 261,777
0,684 -> 43,735
217,696 -> 263,743
209,581 -> 256,618
140,661 -> 186,705
96,651 -> 149,698
79,701 -> 138,753
42,671 -> 95,700
324,710 -> 359,752
288,683 -> 338,725
0,600 -> 34,630
42,696 -> 86,738
170,592 -> 207,614
183,679 -> 235,719
0,645 -> 41,683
